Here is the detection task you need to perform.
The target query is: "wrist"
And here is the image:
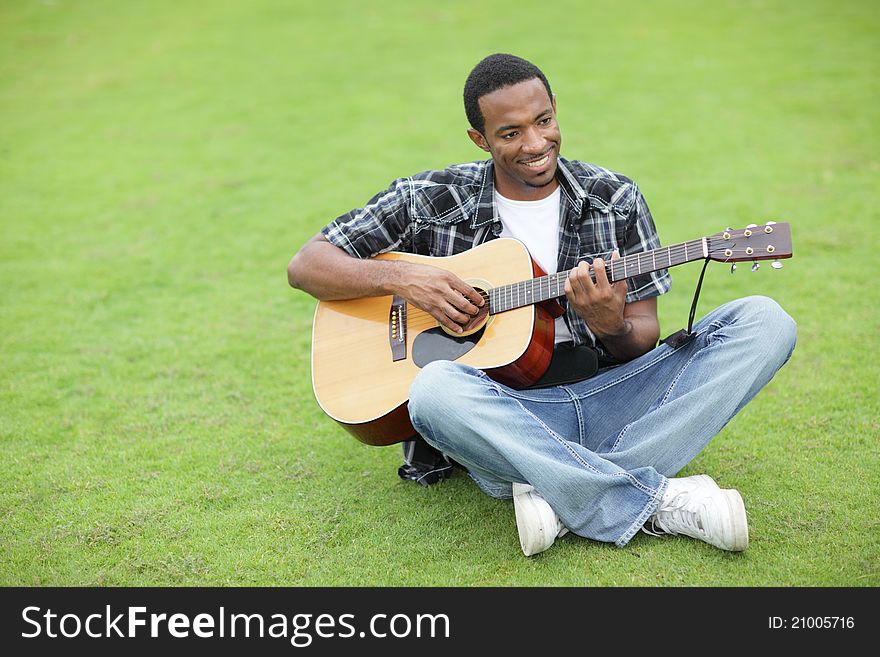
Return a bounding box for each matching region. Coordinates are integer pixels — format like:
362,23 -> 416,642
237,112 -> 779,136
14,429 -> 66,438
378,260 -> 412,297
597,319 -> 632,341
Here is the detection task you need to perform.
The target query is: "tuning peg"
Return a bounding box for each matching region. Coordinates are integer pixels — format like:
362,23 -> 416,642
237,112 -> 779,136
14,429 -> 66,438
771,260 -> 783,270
751,261 -> 760,272
765,220 -> 777,225
746,223 -> 757,228
726,227 -> 733,231
730,263 -> 737,274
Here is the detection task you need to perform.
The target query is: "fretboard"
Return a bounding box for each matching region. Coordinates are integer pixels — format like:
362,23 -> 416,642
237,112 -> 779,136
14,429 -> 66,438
488,238 -> 707,314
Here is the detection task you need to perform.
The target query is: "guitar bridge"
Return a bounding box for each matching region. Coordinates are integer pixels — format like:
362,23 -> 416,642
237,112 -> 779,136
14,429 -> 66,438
388,296 -> 407,362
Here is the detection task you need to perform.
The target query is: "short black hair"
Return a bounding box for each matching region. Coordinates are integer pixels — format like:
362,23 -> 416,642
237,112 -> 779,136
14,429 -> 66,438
463,53 -> 553,134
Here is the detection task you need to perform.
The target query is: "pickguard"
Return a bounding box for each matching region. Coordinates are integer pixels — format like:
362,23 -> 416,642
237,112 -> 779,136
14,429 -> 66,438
412,325 -> 487,368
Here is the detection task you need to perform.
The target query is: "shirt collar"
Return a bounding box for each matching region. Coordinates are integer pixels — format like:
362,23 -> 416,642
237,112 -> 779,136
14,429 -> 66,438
470,157 -> 588,229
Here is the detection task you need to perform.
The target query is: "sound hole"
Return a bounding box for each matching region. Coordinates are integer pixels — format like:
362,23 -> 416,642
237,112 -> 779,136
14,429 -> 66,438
411,283 -> 490,367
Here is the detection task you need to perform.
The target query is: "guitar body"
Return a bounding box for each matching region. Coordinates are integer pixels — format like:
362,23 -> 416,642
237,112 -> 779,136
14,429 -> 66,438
311,238 -> 556,446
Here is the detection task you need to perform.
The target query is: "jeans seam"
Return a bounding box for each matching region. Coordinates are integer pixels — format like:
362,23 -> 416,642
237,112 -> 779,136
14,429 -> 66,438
608,422 -> 630,453
514,397 -> 660,497
659,347 -> 702,407
561,385 -> 587,446
571,323 -> 719,401
503,390 -> 574,403
508,396 -> 603,476
615,476 -> 667,547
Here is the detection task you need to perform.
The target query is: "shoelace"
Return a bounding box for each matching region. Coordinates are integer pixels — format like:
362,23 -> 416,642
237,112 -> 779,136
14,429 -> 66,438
645,491 -> 709,538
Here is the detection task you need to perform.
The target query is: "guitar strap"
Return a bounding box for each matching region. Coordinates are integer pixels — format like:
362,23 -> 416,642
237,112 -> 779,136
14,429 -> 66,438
661,256 -> 712,348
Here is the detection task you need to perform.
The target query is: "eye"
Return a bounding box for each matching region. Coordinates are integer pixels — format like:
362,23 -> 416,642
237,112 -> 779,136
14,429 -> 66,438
538,117 -> 552,126
502,131 -> 519,140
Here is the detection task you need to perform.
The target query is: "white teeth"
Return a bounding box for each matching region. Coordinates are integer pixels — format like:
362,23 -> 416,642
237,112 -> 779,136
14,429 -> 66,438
524,154 -> 550,168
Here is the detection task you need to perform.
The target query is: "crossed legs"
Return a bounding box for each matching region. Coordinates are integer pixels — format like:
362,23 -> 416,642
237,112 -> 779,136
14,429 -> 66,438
408,296 -> 796,547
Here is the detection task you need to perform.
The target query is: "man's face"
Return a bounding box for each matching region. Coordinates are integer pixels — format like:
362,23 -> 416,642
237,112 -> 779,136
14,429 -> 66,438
467,77 -> 561,201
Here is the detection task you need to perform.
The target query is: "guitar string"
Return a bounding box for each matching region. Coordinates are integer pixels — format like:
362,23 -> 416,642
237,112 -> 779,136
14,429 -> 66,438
399,238 -> 783,331
502,238 -> 778,286
486,238 -> 769,312
400,245 -> 782,331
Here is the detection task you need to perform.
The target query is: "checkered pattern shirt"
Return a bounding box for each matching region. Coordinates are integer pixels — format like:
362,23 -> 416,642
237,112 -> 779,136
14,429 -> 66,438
321,157 -> 671,360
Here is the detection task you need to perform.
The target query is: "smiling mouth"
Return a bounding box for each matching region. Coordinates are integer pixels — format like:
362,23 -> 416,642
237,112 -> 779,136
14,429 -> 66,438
521,150 -> 553,169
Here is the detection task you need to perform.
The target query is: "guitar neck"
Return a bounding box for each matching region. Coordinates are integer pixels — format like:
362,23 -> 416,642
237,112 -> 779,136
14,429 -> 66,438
488,237 -> 709,314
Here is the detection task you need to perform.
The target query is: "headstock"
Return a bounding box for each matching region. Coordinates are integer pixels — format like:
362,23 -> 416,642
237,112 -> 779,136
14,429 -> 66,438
707,222 -> 792,270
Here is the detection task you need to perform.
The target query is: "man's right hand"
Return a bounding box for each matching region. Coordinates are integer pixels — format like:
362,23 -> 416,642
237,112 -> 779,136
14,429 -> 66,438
398,263 -> 485,334
288,235 -> 484,334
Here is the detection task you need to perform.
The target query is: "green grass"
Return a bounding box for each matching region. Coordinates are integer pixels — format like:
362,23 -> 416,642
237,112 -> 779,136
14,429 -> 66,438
1,0 -> 877,586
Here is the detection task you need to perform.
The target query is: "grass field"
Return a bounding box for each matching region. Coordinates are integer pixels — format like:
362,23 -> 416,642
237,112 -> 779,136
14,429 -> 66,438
1,0 -> 878,586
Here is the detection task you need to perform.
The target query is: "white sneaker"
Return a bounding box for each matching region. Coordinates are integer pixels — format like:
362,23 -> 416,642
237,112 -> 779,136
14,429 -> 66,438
644,475 -> 749,551
512,483 -> 569,556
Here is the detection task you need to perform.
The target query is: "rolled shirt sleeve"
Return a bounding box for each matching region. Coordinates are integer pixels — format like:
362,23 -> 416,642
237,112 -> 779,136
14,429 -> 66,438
621,183 -> 672,303
320,177 -> 414,259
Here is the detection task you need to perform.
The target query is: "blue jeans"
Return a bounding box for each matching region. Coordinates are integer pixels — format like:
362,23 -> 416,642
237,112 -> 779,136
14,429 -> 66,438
408,296 -> 796,547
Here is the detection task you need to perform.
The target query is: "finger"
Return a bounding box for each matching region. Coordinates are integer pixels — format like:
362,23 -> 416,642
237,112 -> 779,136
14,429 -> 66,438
570,261 -> 594,291
593,257 -> 610,286
442,302 -> 473,327
609,250 -> 627,291
432,308 -> 464,333
566,263 -> 592,301
449,279 -> 485,310
447,287 -> 482,316
564,276 -> 580,305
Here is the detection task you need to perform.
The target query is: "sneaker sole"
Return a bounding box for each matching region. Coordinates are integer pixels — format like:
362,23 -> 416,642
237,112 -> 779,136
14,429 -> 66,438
691,475 -> 747,550
722,489 -> 749,551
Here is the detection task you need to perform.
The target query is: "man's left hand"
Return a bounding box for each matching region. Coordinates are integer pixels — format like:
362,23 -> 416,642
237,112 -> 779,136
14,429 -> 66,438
564,251 -> 629,339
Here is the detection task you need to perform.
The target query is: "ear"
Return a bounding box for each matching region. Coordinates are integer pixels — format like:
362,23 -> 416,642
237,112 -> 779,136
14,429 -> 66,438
467,128 -> 491,153
551,93 -> 557,114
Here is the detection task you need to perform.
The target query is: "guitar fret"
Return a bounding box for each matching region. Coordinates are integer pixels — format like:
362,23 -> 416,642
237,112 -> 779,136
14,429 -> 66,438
489,234 -> 722,314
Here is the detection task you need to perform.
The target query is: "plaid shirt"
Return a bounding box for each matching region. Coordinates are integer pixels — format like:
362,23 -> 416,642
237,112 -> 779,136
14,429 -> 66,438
321,157 -> 671,360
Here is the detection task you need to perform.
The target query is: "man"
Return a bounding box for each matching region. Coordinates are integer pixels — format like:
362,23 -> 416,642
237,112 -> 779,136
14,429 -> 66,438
288,54 -> 796,556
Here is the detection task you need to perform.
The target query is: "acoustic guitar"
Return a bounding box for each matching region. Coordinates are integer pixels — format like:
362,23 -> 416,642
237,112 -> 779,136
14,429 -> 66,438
310,223 -> 792,446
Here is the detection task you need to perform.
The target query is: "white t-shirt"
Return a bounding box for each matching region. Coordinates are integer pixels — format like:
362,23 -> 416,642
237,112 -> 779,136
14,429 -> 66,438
494,187 -> 573,344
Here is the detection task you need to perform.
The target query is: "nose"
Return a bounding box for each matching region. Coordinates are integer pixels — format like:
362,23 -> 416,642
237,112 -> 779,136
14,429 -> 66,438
522,127 -> 544,153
